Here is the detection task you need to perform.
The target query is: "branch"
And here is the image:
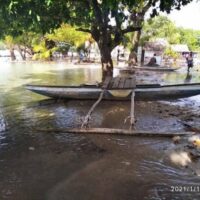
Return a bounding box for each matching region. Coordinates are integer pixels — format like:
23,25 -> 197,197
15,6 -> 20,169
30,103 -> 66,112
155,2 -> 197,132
142,0 -> 159,15
81,90 -> 105,128
91,0 -> 103,25
76,27 -> 91,33
122,26 -> 142,34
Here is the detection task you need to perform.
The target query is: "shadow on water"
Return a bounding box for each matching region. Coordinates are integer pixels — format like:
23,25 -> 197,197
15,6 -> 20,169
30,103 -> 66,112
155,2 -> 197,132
1,62 -> 200,199
162,66 -> 200,85
184,71 -> 193,83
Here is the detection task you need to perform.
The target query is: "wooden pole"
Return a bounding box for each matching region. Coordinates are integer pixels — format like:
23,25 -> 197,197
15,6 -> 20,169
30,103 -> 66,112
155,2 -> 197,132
36,128 -> 196,137
130,90 -> 135,129
81,90 -> 104,128
81,76 -> 111,128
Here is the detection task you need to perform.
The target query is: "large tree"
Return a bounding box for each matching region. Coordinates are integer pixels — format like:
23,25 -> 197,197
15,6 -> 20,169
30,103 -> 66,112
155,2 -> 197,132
141,15 -> 181,45
0,0 -> 194,79
178,27 -> 200,51
128,0 -> 195,53
140,16 -> 200,51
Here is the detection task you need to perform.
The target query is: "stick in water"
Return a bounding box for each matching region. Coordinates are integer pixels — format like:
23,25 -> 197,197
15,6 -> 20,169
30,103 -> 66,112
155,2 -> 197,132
81,90 -> 104,128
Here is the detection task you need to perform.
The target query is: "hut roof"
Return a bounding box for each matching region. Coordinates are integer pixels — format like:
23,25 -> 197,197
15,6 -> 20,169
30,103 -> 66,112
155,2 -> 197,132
171,44 -> 189,52
144,39 -> 168,51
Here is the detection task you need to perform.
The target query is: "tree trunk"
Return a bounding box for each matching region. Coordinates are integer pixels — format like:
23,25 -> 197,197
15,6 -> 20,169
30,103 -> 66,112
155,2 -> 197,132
131,30 -> 141,52
91,25 -> 114,81
17,45 -> 26,60
128,30 -> 141,66
100,47 -> 113,81
10,48 -> 16,61
23,47 -> 27,60
45,39 -> 55,61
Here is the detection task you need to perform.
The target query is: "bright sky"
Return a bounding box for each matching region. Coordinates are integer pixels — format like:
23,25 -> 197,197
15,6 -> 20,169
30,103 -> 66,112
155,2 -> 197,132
167,1 -> 200,30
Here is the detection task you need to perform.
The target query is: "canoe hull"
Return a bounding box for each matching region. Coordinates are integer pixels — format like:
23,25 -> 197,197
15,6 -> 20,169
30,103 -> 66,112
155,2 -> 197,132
25,84 -> 200,101
135,66 -> 179,71
119,66 -> 180,72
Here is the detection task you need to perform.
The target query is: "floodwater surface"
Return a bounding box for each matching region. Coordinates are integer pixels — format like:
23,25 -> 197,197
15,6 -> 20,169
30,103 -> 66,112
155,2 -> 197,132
1,61 -> 200,200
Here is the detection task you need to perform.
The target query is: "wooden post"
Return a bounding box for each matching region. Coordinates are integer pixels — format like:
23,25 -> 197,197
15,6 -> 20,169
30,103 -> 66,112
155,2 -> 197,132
81,76 -> 111,128
130,90 -> 135,129
81,90 -> 104,128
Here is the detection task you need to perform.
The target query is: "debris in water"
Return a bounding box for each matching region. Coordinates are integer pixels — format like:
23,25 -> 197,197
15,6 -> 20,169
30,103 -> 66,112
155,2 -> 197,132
121,161 -> 131,166
172,136 -> 181,144
29,147 -> 35,151
169,151 -> 191,167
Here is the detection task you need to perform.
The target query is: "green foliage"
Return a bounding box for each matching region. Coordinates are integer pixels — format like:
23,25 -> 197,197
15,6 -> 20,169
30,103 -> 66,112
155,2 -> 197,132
140,15 -> 200,51
15,31 -> 41,51
164,47 -> 179,59
56,43 -> 71,55
0,0 -> 70,36
141,16 -> 181,45
4,35 -> 15,49
0,0 -> 194,72
177,28 -> 200,51
32,40 -> 57,60
46,24 -> 91,49
0,0 -> 194,39
0,41 -> 6,50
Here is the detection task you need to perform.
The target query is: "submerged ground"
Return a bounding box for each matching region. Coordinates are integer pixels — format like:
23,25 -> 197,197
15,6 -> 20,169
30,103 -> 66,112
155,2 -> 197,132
1,61 -> 200,199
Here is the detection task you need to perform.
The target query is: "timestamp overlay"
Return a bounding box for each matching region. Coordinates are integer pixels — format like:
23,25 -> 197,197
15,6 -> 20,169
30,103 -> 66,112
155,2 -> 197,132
170,185 -> 200,193
154,184 -> 200,199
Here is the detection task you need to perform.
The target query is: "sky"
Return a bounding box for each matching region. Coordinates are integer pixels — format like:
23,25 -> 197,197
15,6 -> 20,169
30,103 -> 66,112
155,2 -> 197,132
166,1 -> 200,30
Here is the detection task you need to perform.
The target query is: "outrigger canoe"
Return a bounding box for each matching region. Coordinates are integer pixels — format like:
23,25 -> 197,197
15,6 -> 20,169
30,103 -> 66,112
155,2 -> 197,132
119,66 -> 180,73
25,83 -> 200,101
134,66 -> 181,72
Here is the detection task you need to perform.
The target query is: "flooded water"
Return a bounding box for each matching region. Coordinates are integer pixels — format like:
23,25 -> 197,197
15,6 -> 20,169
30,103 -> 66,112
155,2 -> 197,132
1,61 -> 200,200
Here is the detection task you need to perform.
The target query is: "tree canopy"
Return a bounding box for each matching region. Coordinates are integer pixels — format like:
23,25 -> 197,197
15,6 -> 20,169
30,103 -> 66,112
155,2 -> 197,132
139,15 -> 200,51
141,16 -> 181,45
0,0 -> 195,78
1,0 -> 194,42
46,24 -> 91,48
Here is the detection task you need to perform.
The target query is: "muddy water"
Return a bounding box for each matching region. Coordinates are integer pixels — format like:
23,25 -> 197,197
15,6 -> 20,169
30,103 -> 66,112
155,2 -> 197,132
1,62 -> 200,200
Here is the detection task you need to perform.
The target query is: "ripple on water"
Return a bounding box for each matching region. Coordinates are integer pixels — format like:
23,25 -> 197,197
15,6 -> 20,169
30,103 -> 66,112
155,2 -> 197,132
0,111 -> 8,148
137,158 -> 200,199
0,113 -> 7,133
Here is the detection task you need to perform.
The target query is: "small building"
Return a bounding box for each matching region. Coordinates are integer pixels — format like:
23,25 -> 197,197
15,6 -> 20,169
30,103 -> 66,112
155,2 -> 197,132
170,44 -> 198,57
171,44 -> 189,53
171,44 -> 190,58
142,39 -> 168,65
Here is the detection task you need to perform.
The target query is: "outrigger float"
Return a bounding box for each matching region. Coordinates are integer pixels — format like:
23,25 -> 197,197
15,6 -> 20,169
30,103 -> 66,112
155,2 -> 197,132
26,76 -> 199,136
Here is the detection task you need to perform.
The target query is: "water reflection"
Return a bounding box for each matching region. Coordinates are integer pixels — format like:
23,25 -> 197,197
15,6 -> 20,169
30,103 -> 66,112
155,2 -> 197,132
0,112 -> 6,133
0,62 -> 102,90
163,67 -> 200,85
184,71 -> 192,83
